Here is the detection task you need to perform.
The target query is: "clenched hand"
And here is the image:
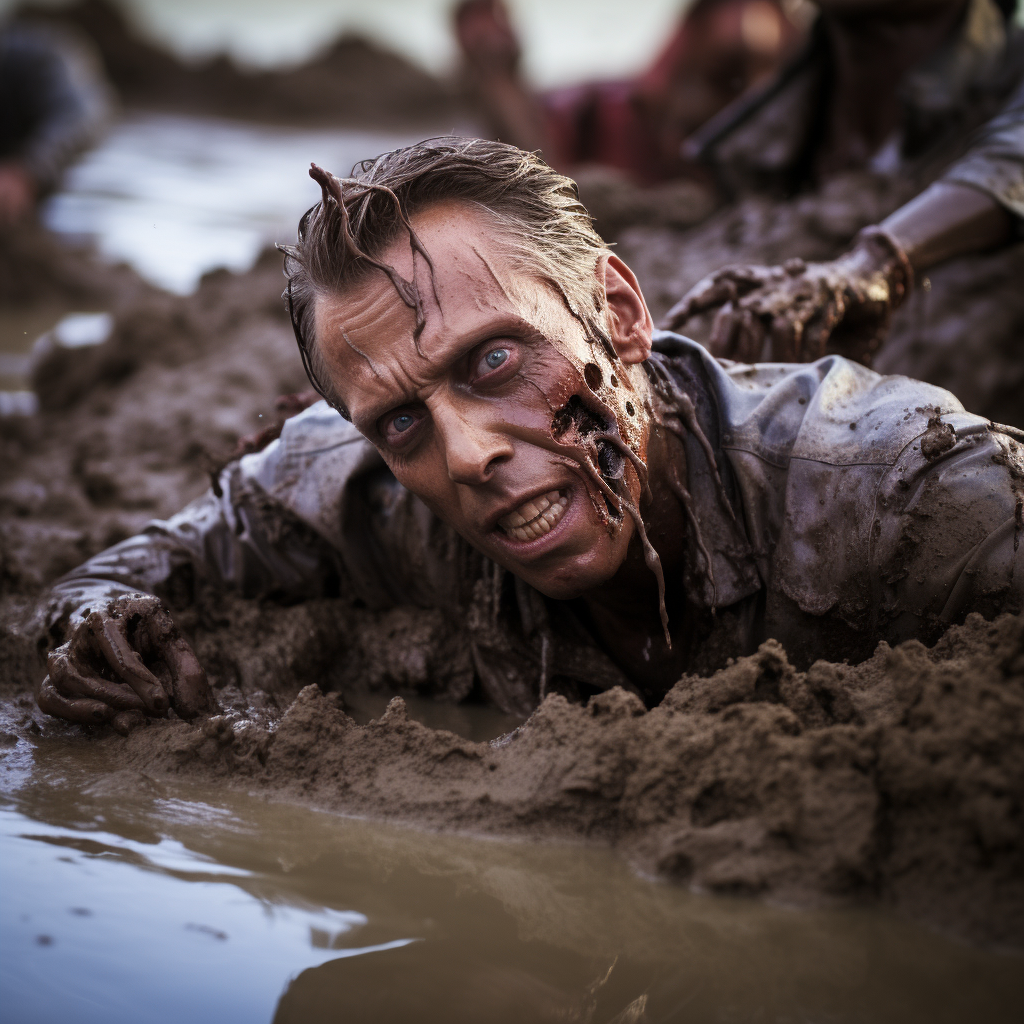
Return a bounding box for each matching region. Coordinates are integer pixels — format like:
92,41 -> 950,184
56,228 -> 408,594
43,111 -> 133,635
37,594 -> 215,735
663,228 -> 913,365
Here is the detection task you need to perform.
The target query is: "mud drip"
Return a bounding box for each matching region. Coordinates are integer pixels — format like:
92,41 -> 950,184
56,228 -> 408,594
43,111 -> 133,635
646,360 -> 738,604
551,393 -> 671,645
304,164 -> 441,346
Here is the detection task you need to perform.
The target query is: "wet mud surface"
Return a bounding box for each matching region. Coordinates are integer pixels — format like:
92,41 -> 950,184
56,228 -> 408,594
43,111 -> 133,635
3,216 -> 1024,952
2,19 -> 1024,956
8,609 -> 1017,952
5,730 -> 1022,1024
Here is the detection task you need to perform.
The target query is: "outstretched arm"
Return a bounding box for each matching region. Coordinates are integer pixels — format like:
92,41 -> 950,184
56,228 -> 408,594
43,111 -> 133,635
882,180 -> 1014,271
666,76 -> 1024,362
38,408 -> 359,733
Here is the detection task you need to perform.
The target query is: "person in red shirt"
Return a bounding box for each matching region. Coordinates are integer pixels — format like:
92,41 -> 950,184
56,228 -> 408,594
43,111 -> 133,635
455,0 -> 804,184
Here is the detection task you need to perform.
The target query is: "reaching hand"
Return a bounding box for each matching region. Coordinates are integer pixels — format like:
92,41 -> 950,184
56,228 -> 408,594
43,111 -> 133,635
663,229 -> 913,365
37,594 -> 215,735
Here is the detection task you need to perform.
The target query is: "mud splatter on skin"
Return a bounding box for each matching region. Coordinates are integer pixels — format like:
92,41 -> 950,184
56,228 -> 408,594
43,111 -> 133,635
546,382 -> 671,645
317,189 -> 680,642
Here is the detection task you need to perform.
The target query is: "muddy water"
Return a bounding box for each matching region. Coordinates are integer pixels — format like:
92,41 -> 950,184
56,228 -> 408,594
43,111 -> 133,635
2,712 -> 1022,1024
41,115 -> 420,295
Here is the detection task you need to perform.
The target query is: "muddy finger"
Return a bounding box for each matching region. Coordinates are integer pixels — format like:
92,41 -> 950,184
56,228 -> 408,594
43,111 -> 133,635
86,612 -> 169,713
162,638 -> 216,719
37,675 -> 115,725
708,303 -> 742,358
769,314 -> 801,363
735,309 -> 767,363
111,710 -> 148,736
802,297 -> 842,361
664,275 -> 739,328
49,654 -> 148,712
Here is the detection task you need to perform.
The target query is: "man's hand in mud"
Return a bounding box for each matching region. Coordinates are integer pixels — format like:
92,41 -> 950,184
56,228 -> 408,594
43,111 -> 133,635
663,229 -> 913,365
37,595 -> 215,735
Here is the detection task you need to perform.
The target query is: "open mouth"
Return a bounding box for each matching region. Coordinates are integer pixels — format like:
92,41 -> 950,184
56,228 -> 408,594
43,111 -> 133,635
497,490 -> 570,543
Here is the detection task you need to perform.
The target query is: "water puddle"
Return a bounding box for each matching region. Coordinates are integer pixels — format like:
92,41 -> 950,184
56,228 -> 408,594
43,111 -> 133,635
41,114 -> 420,295
1,714 -> 1021,1024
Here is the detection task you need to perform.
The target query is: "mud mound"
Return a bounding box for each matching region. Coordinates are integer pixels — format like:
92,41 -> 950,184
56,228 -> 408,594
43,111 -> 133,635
0,222 -> 152,309
15,0 -> 464,128
56,609 -> 1014,948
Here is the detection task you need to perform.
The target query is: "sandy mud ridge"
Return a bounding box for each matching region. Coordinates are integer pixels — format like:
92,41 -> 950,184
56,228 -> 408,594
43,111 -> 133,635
2,608 -> 1017,952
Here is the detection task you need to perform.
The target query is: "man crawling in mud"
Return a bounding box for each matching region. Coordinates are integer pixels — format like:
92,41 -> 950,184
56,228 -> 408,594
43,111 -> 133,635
36,138 -> 1024,733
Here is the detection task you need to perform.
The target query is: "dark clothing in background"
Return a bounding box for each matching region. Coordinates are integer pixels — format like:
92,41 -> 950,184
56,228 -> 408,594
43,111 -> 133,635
693,0 -> 1024,218
0,22 -> 109,192
625,0 -> 1024,428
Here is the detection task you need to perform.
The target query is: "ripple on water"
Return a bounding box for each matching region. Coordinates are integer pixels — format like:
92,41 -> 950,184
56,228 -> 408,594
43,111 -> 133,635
1,727 -> 1023,1024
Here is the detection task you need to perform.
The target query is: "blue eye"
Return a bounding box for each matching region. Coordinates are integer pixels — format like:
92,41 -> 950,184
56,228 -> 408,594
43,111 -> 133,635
484,348 -> 509,370
392,414 -> 415,433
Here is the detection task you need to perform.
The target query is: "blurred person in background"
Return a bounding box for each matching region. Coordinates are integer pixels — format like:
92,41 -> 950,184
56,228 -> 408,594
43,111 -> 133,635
455,0 -> 805,184
662,0 -> 1024,425
0,17 -> 111,225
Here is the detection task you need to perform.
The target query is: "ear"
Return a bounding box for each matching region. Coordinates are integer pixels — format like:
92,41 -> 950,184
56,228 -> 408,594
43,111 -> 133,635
600,254 -> 654,364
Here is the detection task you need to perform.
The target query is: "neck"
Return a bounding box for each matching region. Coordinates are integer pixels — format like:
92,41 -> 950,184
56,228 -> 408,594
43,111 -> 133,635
580,424 -> 692,690
819,2 -> 968,172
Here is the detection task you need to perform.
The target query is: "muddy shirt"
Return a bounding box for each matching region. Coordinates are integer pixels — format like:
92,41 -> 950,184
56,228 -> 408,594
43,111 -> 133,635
46,333 -> 1024,715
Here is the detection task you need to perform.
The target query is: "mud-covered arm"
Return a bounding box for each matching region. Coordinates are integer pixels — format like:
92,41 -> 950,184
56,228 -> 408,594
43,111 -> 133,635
44,473 -> 341,641
37,405 -> 401,731
939,72 -> 1024,226
880,72 -> 1024,269
665,74 -> 1024,362
44,404 -> 382,639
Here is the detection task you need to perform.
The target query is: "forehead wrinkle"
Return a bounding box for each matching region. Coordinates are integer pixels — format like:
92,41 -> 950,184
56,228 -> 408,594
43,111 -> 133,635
470,243 -> 515,304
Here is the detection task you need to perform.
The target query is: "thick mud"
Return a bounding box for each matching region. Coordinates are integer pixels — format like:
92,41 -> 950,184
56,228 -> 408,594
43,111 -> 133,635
4,219 -> 1024,950
8,610 -> 1006,952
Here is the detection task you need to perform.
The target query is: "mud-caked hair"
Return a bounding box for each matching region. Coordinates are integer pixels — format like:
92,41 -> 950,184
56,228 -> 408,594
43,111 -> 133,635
279,136 -> 611,417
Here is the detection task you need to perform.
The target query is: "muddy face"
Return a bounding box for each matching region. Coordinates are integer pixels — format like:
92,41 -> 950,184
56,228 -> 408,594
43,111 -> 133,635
314,201 -> 657,600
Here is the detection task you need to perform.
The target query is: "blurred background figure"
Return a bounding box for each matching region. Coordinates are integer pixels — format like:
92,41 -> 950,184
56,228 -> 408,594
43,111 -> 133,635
619,0 -> 1024,427
0,16 -> 110,224
455,0 -> 805,184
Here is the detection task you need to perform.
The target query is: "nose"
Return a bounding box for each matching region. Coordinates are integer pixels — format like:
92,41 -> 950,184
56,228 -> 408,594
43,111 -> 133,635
431,398 -> 513,485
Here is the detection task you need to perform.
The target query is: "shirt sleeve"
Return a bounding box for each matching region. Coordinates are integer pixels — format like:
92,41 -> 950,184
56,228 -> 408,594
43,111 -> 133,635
874,417 -> 1024,638
43,404 -> 382,638
942,73 -> 1024,222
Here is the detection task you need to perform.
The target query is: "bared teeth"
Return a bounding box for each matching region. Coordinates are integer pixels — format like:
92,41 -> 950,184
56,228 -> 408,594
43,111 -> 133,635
498,490 -> 569,542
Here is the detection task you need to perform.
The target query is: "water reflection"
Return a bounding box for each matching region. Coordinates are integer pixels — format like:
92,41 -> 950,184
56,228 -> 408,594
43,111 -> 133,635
1,724 -> 1022,1024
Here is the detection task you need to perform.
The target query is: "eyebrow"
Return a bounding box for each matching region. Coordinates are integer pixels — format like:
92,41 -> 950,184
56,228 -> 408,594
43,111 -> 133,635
350,312 -> 543,432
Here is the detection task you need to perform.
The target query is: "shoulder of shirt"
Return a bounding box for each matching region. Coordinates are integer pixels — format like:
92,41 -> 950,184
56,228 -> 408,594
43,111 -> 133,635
651,330 -> 990,468
227,401 -> 383,546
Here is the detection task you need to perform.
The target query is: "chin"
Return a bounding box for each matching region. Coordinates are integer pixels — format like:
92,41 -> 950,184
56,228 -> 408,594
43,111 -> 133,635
515,548 -> 625,601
